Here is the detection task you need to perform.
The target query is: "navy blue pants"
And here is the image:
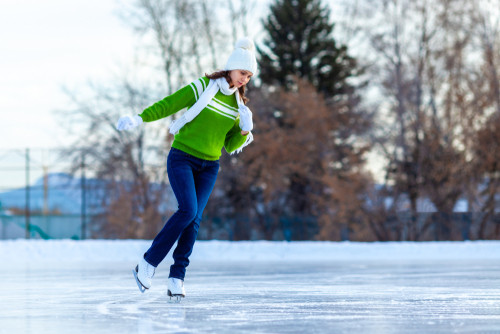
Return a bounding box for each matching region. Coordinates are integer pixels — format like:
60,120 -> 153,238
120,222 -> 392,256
144,148 -> 219,280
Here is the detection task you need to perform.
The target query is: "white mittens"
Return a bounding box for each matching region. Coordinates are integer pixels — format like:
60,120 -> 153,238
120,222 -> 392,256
116,115 -> 143,131
238,105 -> 253,132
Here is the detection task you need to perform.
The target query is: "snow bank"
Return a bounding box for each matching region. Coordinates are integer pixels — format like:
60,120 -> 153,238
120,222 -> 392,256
1,239 -> 500,263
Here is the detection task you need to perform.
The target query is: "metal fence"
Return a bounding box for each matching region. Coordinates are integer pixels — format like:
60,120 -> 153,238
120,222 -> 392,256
0,214 -> 83,240
0,148 -> 88,239
1,148 -> 499,241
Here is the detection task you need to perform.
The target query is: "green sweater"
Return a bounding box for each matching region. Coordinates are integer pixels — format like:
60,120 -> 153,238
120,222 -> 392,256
139,77 -> 248,160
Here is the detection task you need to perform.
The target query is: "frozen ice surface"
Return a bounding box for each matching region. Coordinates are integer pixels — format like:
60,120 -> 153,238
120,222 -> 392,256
1,241 -> 500,333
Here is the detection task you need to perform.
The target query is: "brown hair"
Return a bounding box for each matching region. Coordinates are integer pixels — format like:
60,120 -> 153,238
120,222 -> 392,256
205,70 -> 249,104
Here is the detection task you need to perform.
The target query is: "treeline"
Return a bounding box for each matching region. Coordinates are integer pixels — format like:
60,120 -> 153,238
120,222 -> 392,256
60,0 -> 500,241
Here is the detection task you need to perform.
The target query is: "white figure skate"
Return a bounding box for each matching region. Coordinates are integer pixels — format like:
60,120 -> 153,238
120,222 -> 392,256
167,277 -> 186,302
133,258 -> 155,293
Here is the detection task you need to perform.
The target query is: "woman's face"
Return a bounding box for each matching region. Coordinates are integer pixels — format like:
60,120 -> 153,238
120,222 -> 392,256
229,70 -> 253,88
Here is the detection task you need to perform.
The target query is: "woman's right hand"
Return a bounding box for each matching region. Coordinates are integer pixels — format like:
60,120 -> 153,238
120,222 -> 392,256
116,115 -> 143,131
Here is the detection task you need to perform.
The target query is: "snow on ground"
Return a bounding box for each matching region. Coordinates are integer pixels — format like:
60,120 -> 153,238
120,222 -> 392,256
2,239 -> 500,263
1,240 -> 500,334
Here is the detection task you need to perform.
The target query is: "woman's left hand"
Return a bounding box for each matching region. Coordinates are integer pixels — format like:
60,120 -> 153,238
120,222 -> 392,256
239,105 -> 253,132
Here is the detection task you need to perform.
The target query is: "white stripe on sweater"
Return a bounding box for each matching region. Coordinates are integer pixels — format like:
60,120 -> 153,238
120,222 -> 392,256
189,83 -> 199,100
213,97 -> 239,112
208,99 -> 239,118
199,77 -> 207,91
206,105 -> 237,120
191,79 -> 205,100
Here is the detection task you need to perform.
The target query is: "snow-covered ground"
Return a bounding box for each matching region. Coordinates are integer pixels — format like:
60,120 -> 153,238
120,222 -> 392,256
3,239 -> 500,263
1,240 -> 500,333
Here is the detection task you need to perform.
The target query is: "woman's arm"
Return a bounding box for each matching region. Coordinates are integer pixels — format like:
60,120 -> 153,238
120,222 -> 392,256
224,118 -> 250,153
139,77 -> 208,122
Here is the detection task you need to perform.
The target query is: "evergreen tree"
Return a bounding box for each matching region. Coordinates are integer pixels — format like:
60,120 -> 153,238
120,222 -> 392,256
259,0 -> 358,98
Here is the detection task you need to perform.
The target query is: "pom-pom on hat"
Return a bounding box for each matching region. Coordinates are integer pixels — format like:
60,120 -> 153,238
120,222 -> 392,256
224,37 -> 258,75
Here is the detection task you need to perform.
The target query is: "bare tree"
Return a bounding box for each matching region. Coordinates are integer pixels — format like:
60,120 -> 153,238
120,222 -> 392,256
344,0 -> 493,240
227,0 -> 258,44
58,76 -> 173,238
473,0 -> 500,114
200,0 -> 219,70
120,0 -> 230,93
355,0 -> 436,239
469,0 -> 500,238
57,0 -> 261,238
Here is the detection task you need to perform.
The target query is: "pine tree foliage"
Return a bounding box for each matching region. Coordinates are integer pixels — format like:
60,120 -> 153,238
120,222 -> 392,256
259,0 -> 358,98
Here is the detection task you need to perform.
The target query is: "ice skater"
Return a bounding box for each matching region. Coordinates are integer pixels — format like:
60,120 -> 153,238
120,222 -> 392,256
116,37 -> 258,301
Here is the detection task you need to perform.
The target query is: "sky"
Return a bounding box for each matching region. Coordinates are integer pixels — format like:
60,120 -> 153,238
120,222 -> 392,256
0,0 -> 136,149
0,0 -> 385,185
0,0 -> 350,151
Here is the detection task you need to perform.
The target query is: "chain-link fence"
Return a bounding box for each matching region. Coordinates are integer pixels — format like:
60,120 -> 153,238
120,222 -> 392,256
1,148 -> 500,241
0,148 -> 94,239
0,147 -> 179,240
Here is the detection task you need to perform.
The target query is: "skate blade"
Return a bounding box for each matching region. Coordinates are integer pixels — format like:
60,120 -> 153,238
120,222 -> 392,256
168,295 -> 183,303
132,267 -> 147,293
167,290 -> 184,303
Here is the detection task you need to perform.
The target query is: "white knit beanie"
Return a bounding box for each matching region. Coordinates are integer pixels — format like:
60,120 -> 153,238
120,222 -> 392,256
224,37 -> 258,75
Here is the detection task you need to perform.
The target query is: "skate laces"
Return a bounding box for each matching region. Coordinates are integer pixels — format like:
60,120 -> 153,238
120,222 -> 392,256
141,258 -> 155,278
146,264 -> 155,278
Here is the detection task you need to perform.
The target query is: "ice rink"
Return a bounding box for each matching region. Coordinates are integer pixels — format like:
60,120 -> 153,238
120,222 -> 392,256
1,240 -> 500,333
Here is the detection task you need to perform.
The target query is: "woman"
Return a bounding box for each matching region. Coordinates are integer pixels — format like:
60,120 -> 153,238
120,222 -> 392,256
116,37 -> 258,301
